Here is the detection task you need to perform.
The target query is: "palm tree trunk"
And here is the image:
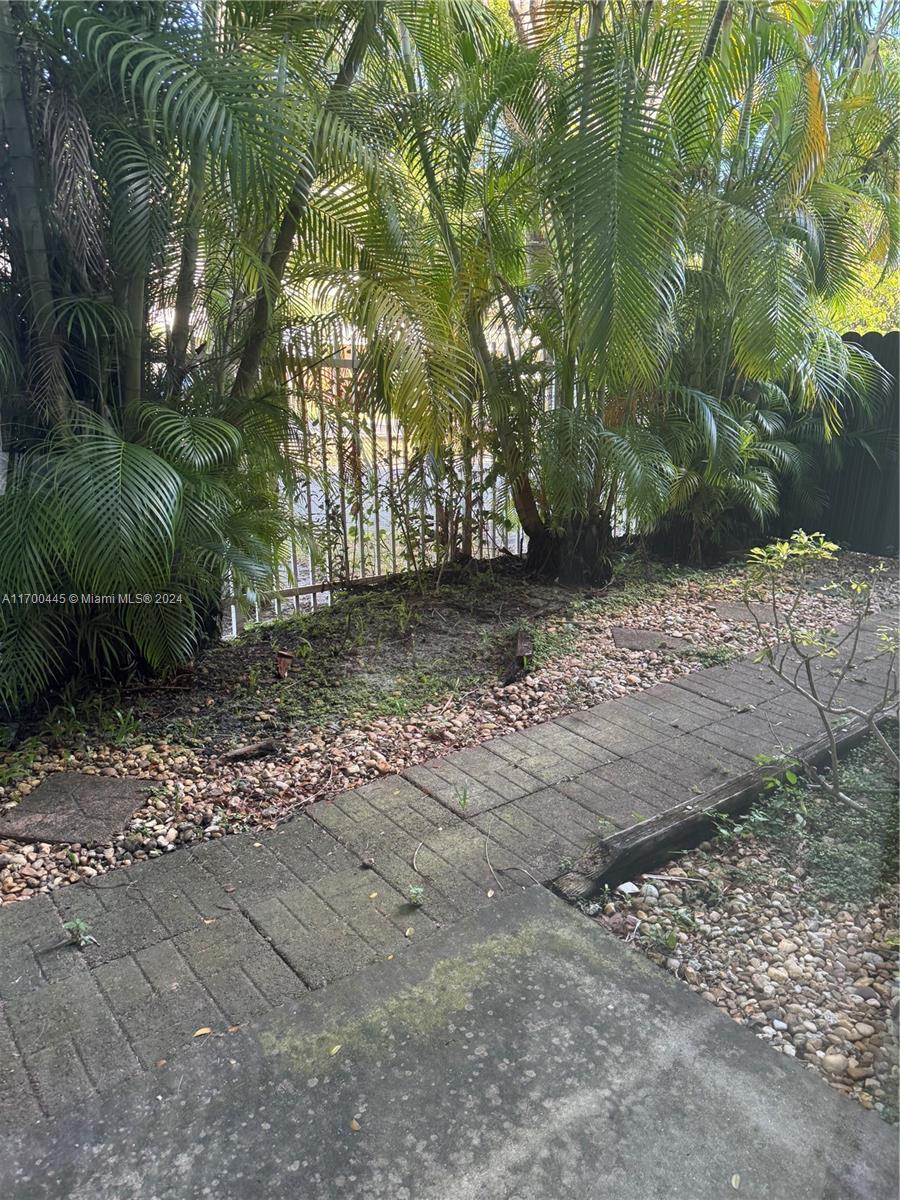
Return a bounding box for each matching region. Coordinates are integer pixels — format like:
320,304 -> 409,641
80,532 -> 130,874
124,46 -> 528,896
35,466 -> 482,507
690,516 -> 703,566
702,2 -> 730,60
463,308 -> 547,546
169,147 -> 206,393
397,33 -> 550,557
230,4 -> 380,399
0,0 -> 67,422
120,273 -> 145,410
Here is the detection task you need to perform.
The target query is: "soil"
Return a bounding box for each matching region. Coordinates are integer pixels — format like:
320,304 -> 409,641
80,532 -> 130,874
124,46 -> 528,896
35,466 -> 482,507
0,550 -> 896,904
129,560 -> 577,749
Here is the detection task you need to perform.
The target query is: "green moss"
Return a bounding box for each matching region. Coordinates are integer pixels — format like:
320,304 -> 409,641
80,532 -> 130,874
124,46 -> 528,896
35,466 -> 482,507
260,924 -> 542,1068
682,644 -> 742,668
259,917 -> 624,1070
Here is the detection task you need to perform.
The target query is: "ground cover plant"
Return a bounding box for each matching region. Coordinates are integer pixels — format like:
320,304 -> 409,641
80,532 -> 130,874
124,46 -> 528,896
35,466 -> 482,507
595,725 -> 900,1121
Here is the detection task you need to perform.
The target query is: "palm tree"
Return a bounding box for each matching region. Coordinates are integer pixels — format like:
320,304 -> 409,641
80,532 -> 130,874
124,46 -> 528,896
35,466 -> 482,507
0,1 -> 386,709
649,0 -> 898,560
0,0 -> 493,712
1,0 -> 895,713
464,0 -> 898,574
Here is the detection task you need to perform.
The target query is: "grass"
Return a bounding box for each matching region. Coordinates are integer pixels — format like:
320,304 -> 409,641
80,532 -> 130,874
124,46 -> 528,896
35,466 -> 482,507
529,618 -> 580,666
0,737 -> 44,790
683,644 -> 742,667
713,724 -> 899,907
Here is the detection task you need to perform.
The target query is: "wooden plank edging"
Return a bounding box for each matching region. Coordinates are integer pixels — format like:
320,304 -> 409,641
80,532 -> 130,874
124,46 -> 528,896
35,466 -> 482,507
551,716 -> 874,902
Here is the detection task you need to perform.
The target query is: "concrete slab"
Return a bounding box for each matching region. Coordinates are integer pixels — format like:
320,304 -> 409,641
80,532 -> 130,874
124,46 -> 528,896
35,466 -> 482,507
3,887 -> 894,1200
712,600 -> 774,624
0,773 -> 153,844
610,625 -> 692,651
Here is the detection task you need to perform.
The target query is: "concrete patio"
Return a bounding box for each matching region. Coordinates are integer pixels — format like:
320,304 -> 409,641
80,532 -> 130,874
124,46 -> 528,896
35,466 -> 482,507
1,625 -> 897,1197
3,886 -> 896,1200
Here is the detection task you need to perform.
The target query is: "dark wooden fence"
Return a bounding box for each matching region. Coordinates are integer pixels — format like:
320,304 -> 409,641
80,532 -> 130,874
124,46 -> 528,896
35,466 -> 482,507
818,332 -> 899,557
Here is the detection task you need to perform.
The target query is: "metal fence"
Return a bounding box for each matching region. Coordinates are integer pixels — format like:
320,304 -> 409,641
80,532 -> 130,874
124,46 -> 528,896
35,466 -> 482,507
226,348 -> 525,634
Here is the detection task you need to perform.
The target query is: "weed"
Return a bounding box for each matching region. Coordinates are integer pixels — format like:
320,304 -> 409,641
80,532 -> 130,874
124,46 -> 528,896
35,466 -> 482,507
0,737 -> 43,789
645,925 -> 678,952
97,706 -> 139,746
394,598 -> 413,636
407,884 -> 425,906
530,620 -> 578,666
41,701 -> 85,743
62,918 -> 97,949
452,784 -> 470,811
687,644 -> 741,668
210,808 -> 245,834
715,726 -> 899,905
159,718 -> 201,745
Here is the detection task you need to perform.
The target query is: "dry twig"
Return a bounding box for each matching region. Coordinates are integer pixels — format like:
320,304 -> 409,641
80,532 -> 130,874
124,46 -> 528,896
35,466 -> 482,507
483,816 -> 504,892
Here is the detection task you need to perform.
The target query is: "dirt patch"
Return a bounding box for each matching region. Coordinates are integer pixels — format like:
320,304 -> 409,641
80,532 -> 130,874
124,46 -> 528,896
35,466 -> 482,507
126,561 -> 576,749
1,551 -> 896,904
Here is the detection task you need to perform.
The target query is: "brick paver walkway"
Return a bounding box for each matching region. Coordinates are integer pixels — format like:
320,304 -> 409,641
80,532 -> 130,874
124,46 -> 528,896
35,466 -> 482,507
1,617 -> 894,1123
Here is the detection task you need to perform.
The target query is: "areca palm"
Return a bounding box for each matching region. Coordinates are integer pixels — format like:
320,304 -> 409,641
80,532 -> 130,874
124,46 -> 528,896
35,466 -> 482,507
1,0 -> 300,709
472,0 -> 897,574
653,0 -> 898,557
0,1 -> 399,710
0,0 -> 896,714
0,0 -> 493,711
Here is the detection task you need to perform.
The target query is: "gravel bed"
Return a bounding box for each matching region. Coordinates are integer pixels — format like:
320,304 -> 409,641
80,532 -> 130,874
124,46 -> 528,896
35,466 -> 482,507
1,554 -> 896,904
591,744 -> 899,1121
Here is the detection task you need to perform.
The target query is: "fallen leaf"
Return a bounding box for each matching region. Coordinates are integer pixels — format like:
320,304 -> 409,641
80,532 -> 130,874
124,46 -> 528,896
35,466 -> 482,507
201,918 -> 216,925
368,892 -> 379,899
731,1175 -> 741,1191
193,1027 -> 212,1038
227,1025 -> 240,1033
329,1044 -> 342,1056
155,1059 -> 167,1068
253,842 -> 263,848
386,954 -> 394,960
487,889 -> 494,898
405,927 -> 414,938
349,1118 -> 361,1132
